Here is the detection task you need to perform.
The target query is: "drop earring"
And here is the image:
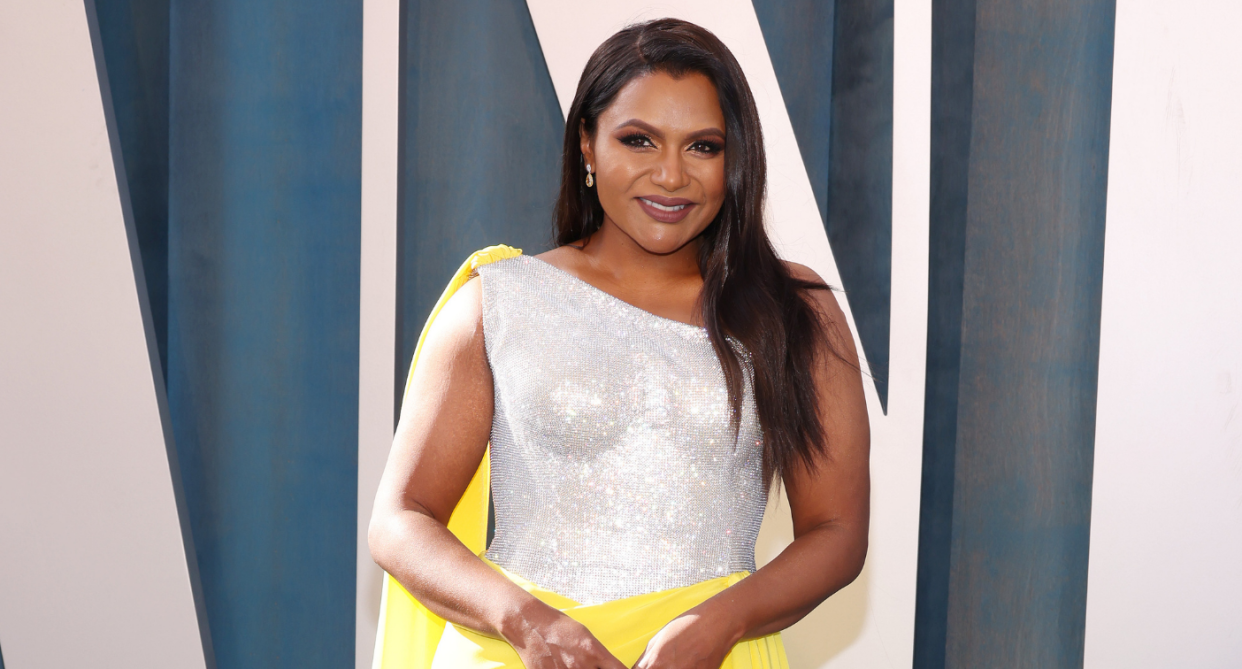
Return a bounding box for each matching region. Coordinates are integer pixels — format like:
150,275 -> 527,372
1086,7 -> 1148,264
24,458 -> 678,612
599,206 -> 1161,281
585,163 -> 595,188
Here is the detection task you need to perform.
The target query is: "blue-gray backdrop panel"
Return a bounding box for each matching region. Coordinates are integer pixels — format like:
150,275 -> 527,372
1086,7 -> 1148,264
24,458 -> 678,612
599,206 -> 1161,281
754,0 -> 894,411
87,2 -> 1119,666
395,0 -> 562,411
164,1 -> 362,666
94,0 -> 171,378
915,1 -> 1115,667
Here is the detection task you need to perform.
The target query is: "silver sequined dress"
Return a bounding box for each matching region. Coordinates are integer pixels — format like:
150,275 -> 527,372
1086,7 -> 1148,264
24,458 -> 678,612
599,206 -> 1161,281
478,255 -> 768,605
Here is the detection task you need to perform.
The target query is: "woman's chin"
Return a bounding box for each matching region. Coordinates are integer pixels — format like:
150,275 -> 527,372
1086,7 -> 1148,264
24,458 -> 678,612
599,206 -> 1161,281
634,235 -> 696,256
620,223 -> 704,257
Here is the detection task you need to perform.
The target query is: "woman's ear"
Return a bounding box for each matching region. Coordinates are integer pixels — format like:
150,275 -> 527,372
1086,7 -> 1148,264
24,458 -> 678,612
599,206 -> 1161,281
579,120 -> 595,170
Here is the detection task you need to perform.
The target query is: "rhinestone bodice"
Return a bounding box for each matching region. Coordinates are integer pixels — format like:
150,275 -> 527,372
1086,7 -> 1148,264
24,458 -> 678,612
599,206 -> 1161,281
478,255 -> 767,605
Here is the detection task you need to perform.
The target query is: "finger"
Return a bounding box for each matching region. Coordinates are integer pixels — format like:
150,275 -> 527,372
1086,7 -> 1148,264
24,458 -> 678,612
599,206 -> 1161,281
635,640 -> 665,668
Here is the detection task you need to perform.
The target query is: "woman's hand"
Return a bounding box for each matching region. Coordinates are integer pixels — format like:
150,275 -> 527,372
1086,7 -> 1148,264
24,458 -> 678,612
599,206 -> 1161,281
506,599 -> 627,669
632,609 -> 739,669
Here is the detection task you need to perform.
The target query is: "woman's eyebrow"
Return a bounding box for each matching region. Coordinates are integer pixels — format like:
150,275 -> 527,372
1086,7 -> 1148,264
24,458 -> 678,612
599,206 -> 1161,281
613,119 -> 664,137
685,127 -> 726,141
613,118 -> 726,141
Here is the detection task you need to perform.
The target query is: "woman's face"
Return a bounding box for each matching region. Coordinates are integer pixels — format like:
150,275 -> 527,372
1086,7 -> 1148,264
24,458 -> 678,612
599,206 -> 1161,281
581,70 -> 728,256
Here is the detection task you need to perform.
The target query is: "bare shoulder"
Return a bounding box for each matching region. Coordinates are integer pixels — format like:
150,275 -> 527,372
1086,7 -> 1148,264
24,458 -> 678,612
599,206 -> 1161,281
420,275 -> 485,356
533,244 -> 581,272
783,259 -> 822,284
782,261 -> 858,367
783,260 -> 846,323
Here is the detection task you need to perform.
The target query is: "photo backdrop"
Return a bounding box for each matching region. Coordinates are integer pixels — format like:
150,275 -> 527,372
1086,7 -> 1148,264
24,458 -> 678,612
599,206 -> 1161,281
3,1 -> 1241,668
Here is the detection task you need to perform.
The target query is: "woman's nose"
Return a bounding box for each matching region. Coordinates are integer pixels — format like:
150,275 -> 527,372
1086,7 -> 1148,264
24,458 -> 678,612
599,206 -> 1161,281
650,149 -> 690,191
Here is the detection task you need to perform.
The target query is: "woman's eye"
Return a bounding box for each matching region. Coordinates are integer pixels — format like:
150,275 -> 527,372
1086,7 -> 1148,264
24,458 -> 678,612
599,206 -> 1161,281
690,140 -> 724,155
619,133 -> 654,148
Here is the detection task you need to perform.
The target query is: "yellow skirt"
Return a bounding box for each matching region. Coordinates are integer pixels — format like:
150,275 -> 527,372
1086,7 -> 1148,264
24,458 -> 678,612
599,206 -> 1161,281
374,246 -> 788,669
375,563 -> 788,669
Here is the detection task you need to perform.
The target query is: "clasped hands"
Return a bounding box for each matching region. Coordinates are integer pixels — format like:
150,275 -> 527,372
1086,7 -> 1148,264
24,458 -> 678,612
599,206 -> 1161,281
510,600 -> 740,669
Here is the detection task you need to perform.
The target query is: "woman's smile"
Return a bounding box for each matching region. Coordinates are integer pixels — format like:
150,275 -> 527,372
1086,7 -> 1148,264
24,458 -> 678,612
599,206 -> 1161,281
636,195 -> 696,223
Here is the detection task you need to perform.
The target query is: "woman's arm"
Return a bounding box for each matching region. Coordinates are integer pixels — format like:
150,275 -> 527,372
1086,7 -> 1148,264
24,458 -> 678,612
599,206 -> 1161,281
635,263 -> 871,668
368,278 -> 626,669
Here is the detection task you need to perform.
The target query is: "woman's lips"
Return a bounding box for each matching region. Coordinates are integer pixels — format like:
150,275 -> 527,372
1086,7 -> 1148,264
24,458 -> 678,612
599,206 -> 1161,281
636,196 -> 695,223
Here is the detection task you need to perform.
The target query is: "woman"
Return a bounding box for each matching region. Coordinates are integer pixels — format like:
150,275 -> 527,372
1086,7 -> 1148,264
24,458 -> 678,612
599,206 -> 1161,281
370,18 -> 870,669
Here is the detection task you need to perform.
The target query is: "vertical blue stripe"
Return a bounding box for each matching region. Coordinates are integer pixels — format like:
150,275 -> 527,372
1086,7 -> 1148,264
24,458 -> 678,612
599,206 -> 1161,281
751,0 -> 834,224
914,1 -> 975,665
395,0 -> 561,410
916,0 -> 1115,666
167,1 -> 362,667
826,0 -> 893,410
87,2 -> 215,664
753,0 -> 894,410
92,0 -> 171,379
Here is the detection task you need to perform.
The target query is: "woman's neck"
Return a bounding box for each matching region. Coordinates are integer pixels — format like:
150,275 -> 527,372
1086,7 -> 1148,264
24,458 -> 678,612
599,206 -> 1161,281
574,217 -> 703,291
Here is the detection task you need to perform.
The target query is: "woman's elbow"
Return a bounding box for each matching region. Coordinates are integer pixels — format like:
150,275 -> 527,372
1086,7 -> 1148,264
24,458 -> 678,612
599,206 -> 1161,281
843,529 -> 869,585
368,508 -> 397,569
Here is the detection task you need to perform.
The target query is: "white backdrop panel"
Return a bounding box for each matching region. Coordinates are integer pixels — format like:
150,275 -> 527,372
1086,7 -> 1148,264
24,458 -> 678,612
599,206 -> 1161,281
1084,1 -> 1242,666
524,3 -> 929,667
357,0 -> 401,667
0,2 -> 207,667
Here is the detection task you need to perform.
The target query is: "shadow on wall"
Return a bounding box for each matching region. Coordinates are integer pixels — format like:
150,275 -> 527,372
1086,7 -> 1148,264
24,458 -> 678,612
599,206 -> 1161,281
756,487 -> 870,666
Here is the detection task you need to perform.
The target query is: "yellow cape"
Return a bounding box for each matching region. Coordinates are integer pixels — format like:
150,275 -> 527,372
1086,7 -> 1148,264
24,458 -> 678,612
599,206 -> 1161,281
373,245 -> 789,669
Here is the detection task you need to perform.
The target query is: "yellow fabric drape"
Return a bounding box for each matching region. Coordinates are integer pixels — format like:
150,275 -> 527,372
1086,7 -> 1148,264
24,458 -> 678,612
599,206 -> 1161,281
374,245 -> 788,669
430,560 -> 788,669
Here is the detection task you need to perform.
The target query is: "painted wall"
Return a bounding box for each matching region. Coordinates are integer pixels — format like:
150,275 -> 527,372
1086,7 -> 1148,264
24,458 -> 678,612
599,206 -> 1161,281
2,0 -> 364,666
6,2 -> 1241,668
1084,1 -> 1242,666
0,2 -> 207,667
357,0 -> 401,664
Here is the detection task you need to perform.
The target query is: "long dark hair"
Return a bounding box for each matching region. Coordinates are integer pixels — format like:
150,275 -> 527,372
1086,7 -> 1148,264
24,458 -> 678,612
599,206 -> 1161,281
554,19 -> 838,482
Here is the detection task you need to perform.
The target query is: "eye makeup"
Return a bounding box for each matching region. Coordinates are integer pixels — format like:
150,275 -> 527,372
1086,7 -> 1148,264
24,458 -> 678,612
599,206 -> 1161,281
688,139 -> 724,155
618,132 -> 655,148
614,132 -> 724,156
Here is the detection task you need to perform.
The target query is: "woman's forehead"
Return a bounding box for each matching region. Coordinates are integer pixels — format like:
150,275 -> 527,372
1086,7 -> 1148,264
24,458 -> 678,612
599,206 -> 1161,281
601,71 -> 725,133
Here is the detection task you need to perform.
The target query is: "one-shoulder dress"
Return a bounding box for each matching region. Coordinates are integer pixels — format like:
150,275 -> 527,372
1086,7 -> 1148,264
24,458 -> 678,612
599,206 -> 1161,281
374,247 -> 789,669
